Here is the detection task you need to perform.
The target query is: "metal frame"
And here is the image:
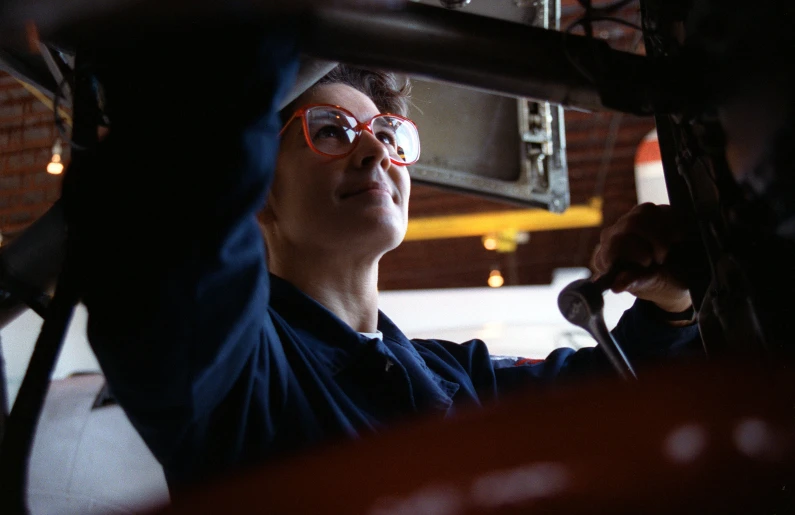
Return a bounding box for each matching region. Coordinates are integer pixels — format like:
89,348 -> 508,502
516,0 -> 569,212
1,3 -> 686,114
302,2 -> 671,115
639,0 -> 786,363
35,43 -> 72,105
0,49 -> 58,101
405,0 -> 570,211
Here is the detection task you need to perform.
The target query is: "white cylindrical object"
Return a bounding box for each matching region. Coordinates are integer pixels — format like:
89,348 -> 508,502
634,130 -> 670,205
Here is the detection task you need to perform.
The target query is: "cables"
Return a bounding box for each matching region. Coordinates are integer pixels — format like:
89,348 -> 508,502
567,15 -> 641,36
575,0 -> 639,18
51,57 -> 105,152
52,77 -> 91,152
562,0 -> 643,85
52,78 -> 72,145
568,0 -> 642,37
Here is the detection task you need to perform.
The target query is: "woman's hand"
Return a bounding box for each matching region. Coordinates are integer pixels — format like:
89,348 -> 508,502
592,203 -> 692,315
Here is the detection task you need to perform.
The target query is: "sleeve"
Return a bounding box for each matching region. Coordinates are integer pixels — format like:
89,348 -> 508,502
61,25 -> 300,464
492,298 -> 704,393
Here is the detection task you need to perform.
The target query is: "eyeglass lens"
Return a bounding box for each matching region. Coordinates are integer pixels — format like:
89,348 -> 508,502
305,107 -> 419,163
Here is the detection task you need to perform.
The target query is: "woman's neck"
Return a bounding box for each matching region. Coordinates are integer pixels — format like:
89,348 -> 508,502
268,246 -> 381,333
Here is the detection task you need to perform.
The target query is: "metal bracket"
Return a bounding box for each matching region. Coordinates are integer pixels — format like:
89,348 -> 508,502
408,0 -> 570,211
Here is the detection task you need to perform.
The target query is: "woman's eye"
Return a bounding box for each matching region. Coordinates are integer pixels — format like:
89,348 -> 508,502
377,131 -> 397,147
314,125 -> 347,140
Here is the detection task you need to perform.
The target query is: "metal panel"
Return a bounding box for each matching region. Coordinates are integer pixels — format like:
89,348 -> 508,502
408,0 -> 569,211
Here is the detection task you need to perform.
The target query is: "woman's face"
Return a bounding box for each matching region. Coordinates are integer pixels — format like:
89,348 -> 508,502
267,83 -> 411,257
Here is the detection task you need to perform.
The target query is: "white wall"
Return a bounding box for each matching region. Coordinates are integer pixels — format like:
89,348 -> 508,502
378,267 -> 636,358
2,267 -> 636,406
2,305 -> 97,406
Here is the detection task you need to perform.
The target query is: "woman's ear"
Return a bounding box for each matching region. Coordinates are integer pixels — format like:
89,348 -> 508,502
257,202 -> 276,264
257,200 -> 276,244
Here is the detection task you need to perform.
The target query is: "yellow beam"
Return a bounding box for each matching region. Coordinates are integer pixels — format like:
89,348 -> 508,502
404,197 -> 603,242
15,79 -> 73,127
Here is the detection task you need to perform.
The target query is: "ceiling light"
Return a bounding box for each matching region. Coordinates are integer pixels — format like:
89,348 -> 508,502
46,161 -> 63,175
482,230 -> 531,253
47,139 -> 64,175
488,269 -> 504,288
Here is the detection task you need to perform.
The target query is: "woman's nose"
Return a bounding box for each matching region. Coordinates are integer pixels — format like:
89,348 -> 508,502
352,129 -> 392,170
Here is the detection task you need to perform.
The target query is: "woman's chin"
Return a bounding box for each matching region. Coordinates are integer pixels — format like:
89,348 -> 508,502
337,215 -> 405,251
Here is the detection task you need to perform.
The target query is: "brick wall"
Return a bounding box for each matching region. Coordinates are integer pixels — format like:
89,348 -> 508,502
0,71 -> 64,242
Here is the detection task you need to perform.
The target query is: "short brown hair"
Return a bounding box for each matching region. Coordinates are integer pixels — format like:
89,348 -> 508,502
280,64 -> 411,123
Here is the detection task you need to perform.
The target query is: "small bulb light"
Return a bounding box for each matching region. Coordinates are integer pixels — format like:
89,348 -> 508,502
47,138 -> 64,175
47,160 -> 64,175
482,235 -> 498,251
488,269 -> 504,288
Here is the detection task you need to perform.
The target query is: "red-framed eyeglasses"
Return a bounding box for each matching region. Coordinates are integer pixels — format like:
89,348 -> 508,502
279,103 -> 421,166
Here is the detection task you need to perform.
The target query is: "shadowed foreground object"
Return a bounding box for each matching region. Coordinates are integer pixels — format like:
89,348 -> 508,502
153,359 -> 795,515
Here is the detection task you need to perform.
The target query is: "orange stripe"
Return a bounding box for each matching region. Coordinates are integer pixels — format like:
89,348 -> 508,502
514,358 -> 544,366
635,138 -> 661,165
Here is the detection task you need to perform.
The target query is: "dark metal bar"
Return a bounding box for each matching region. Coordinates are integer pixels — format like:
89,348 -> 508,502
591,317 -> 637,381
0,49 -> 58,100
302,2 -> 662,114
37,43 -> 72,104
2,2 -> 680,114
0,201 -> 66,331
638,4 -> 717,286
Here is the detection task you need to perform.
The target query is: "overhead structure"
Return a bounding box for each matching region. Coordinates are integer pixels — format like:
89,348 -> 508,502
407,0 -> 569,211
404,198 -> 602,241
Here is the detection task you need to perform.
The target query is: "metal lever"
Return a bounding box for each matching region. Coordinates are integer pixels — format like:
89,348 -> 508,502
557,267 -> 638,381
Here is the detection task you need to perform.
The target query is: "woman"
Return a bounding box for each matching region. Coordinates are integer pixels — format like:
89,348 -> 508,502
260,67 -> 415,336
73,31 -> 699,493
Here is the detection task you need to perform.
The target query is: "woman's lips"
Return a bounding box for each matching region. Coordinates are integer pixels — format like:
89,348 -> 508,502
340,183 -> 391,200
